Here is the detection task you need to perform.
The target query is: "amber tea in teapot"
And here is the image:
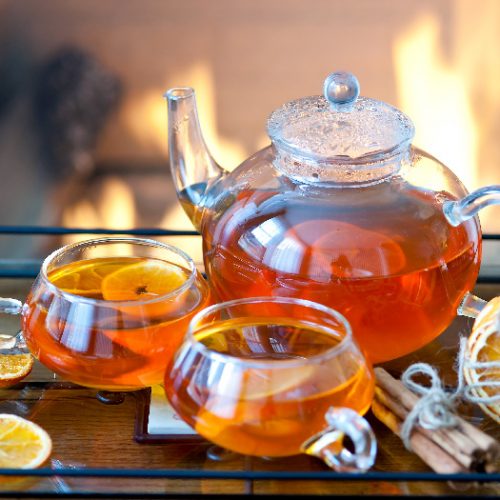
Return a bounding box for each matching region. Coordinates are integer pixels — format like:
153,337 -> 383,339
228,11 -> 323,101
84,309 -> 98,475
199,182 -> 479,363
166,72 -> 498,363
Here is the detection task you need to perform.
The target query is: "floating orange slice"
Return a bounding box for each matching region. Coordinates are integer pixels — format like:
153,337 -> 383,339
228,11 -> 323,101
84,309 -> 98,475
49,264 -> 101,298
243,365 -> 315,400
286,220 -> 406,279
101,260 -> 188,301
463,296 -> 500,423
49,270 -> 80,290
0,414 -> 52,468
0,354 -> 34,388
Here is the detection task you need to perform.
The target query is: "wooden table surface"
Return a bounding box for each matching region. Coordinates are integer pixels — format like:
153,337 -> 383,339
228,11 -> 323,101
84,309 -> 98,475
0,279 -> 499,497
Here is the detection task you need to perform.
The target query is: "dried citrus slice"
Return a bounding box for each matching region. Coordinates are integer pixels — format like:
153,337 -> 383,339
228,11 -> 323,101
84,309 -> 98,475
0,354 -> 34,388
463,296 -> 500,423
0,414 -> 52,468
101,260 -> 187,301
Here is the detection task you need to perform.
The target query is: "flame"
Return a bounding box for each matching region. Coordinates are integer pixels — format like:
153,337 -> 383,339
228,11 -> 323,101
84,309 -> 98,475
123,62 -> 248,171
170,63 -> 248,171
123,91 -> 168,157
63,62 -> 251,260
121,61 -> 252,256
159,205 -> 203,265
61,177 -> 136,252
393,14 -> 478,189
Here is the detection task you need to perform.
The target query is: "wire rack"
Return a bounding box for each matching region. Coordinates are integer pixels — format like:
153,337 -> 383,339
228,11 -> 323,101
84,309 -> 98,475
0,226 -> 497,280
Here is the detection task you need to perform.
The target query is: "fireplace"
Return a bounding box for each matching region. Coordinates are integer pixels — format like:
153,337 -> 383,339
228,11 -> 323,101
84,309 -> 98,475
0,0 -> 499,265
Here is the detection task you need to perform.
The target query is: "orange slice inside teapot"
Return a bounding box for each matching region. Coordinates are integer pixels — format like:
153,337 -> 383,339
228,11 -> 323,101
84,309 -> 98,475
287,219 -> 406,279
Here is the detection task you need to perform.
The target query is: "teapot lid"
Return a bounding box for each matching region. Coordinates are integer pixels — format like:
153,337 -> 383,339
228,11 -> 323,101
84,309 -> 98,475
267,72 -> 415,165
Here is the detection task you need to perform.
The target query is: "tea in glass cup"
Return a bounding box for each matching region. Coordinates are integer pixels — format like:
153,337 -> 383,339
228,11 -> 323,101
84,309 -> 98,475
165,297 -> 376,472
0,238 -> 210,391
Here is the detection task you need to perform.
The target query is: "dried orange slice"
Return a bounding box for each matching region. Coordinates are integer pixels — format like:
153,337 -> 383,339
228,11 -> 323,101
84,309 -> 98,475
0,414 -> 52,468
101,260 -> 187,301
0,354 -> 34,388
463,296 -> 500,423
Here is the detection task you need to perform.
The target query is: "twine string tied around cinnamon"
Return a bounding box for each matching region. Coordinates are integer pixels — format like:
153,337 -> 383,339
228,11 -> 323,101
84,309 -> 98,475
400,363 -> 460,449
400,337 -> 500,450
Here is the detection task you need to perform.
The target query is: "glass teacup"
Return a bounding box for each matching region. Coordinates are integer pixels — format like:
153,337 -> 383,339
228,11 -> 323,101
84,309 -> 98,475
164,297 -> 377,472
0,237 -> 210,391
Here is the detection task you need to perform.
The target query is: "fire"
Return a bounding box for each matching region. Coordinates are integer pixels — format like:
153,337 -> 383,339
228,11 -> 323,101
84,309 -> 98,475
62,14 -> 500,242
62,62 -> 249,261
61,177 -> 136,252
393,14 -> 478,190
61,176 -> 203,262
123,62 -> 249,171
113,62 -> 252,256
159,204 -> 203,266
123,91 -> 168,158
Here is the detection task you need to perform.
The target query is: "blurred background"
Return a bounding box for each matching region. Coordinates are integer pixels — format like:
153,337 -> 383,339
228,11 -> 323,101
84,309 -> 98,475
0,0 -> 499,264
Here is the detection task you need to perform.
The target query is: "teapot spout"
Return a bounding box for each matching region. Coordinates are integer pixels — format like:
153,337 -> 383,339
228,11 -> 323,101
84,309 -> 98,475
443,185 -> 500,226
165,87 -> 225,231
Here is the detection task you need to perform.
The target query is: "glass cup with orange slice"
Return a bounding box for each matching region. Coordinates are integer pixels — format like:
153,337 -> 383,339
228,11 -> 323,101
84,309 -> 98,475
0,238 -> 210,392
164,296 -> 377,472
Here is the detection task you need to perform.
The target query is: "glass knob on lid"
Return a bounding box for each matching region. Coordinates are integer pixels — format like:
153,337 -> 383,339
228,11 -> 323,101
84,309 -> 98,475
323,71 -> 360,112
267,71 -> 415,185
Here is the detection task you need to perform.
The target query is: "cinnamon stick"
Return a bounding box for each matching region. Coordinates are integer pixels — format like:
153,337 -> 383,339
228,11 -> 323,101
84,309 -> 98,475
373,367 -> 500,473
371,398 -> 466,473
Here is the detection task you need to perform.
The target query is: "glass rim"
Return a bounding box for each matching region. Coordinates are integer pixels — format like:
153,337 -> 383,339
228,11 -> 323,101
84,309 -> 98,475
40,237 -> 197,306
164,87 -> 195,101
186,296 -> 355,369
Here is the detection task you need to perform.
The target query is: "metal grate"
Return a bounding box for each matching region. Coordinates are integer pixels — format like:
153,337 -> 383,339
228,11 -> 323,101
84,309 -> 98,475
0,226 -> 199,278
0,226 -> 497,280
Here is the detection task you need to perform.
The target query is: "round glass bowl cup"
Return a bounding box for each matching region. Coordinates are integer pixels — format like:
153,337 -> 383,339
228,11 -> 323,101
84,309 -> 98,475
0,237 -> 210,391
165,297 -> 377,472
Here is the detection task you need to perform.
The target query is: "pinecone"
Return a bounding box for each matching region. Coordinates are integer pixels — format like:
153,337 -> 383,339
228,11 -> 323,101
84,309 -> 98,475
34,47 -> 122,178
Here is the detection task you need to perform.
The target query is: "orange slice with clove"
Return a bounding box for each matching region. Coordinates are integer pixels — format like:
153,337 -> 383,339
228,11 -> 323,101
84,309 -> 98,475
101,260 -> 188,301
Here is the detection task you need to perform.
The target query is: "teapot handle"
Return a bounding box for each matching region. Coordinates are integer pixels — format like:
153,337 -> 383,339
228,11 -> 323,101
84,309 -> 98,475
444,185 -> 500,226
0,298 -> 27,352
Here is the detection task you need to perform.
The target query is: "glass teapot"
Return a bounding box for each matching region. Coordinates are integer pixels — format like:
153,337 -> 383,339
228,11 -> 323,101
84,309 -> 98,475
164,72 -> 500,364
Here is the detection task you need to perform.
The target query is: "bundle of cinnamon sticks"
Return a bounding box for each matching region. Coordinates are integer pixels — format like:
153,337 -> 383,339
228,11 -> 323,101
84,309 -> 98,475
373,367 -> 500,473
